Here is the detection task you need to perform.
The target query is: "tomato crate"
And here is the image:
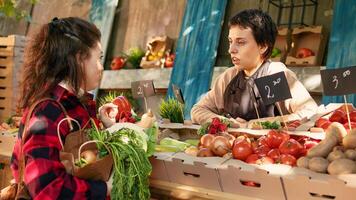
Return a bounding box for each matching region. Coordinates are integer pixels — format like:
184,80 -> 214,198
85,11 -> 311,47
164,152 -> 228,191
0,88 -> 19,122
283,167 -> 356,200
149,152 -> 176,182
218,159 -> 292,200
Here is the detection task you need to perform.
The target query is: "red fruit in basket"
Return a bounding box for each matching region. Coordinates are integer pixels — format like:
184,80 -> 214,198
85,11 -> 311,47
267,149 -> 281,161
321,121 -> 332,130
280,154 -> 296,166
329,110 -> 347,123
111,56 -> 126,70
266,130 -> 290,148
246,154 -> 260,164
279,139 -> 303,157
350,111 -> 356,122
255,156 -> 274,165
257,135 -> 268,147
343,122 -> 356,130
112,96 -> 132,122
296,48 -> 314,58
232,139 -> 253,161
254,145 -> 271,157
315,118 -> 329,128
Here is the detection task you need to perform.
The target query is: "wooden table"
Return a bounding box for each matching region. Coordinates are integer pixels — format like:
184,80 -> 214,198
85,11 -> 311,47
150,180 -> 262,200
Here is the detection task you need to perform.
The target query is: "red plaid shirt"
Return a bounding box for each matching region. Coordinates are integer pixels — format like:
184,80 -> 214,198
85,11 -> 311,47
11,85 -> 107,200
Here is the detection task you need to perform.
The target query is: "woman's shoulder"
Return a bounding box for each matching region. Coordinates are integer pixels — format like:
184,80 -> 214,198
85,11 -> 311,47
215,67 -> 239,83
268,61 -> 288,72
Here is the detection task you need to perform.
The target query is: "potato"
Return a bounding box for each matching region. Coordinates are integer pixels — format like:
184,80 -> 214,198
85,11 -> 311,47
333,146 -> 345,152
297,156 -> 310,168
308,157 -> 329,173
327,158 -> 356,175
345,149 -> 356,160
307,137 -> 338,158
325,122 -> 347,143
327,150 -> 346,162
342,129 -> 356,149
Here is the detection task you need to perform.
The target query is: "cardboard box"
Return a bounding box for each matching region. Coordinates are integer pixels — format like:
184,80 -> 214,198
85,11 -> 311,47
286,26 -> 326,66
149,152 -> 176,181
283,167 -> 356,200
164,152 -> 227,191
218,159 -> 291,200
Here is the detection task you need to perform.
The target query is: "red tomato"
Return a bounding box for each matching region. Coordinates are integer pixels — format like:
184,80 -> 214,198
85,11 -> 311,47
232,139 -> 253,161
266,130 -> 290,148
246,154 -> 260,164
329,110 -> 347,123
350,111 -> 356,122
267,149 -> 281,161
296,48 -> 314,58
303,140 -> 319,150
343,122 -> 356,130
111,57 -> 126,70
255,156 -> 274,165
280,154 -> 297,166
253,145 -> 271,157
257,136 -> 268,147
242,181 -> 259,187
112,96 -> 132,122
315,118 -> 329,128
279,139 -> 303,157
321,121 -> 332,130
165,54 -> 175,68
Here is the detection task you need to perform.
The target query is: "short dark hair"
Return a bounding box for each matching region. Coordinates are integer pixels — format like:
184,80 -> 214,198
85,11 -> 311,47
20,17 -> 101,108
229,9 -> 277,59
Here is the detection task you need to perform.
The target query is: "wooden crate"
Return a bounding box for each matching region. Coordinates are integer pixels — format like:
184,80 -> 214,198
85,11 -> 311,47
0,133 -> 16,190
0,35 -> 26,47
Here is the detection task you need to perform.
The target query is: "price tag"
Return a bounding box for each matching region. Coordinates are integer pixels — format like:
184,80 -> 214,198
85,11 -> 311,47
172,84 -> 185,104
320,66 -> 356,96
131,80 -> 156,99
255,71 -> 292,105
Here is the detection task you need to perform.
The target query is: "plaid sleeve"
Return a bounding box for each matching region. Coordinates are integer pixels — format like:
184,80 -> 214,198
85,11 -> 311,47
22,101 -> 107,200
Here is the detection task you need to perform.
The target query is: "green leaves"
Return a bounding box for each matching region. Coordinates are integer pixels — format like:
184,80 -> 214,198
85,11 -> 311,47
159,97 -> 184,123
0,0 -> 36,21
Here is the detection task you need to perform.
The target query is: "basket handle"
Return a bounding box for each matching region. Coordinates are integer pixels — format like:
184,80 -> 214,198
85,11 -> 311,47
57,117 -> 81,150
77,140 -> 111,161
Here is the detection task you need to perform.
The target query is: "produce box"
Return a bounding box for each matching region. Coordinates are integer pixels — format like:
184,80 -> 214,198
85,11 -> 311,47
164,152 -> 228,191
286,26 -> 326,66
0,35 -> 25,121
271,27 -> 287,62
149,152 -> 176,182
283,167 -> 356,200
218,159 -> 291,200
0,132 -> 16,189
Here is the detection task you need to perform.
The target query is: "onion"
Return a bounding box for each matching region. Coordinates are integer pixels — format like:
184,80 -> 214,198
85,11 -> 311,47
209,136 -> 231,157
197,148 -> 214,157
200,134 -> 214,148
80,150 -> 97,164
218,132 -> 236,146
185,146 -> 199,156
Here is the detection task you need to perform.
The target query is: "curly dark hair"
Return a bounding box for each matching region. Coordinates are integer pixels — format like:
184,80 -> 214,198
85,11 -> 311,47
19,17 -> 101,108
229,9 -> 277,59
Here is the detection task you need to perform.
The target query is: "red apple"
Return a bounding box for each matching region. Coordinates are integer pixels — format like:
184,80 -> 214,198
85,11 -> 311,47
296,48 -> 314,58
111,57 -> 126,70
165,54 -> 175,68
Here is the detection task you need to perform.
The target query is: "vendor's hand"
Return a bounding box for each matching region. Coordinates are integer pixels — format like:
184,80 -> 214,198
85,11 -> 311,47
99,103 -> 118,128
228,117 -> 247,128
106,171 -> 114,196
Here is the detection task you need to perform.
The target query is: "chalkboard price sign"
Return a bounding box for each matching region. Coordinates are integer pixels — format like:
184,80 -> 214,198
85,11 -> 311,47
172,84 -> 185,104
255,71 -> 292,105
320,66 -> 356,96
131,80 -> 156,99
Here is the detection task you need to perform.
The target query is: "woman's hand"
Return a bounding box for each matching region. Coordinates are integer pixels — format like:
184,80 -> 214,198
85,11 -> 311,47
98,103 -> 118,128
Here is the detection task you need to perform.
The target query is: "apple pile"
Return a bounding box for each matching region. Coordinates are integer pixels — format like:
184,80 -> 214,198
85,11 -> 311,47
315,108 -> 356,131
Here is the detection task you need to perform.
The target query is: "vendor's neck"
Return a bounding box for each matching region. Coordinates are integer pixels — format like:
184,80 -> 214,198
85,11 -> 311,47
243,60 -> 265,77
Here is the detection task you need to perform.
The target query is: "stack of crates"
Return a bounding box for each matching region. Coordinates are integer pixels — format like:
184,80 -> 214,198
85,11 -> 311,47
0,35 -> 26,122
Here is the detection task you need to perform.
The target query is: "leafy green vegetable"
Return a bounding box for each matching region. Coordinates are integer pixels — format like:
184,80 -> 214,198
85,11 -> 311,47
159,97 -> 184,123
260,121 -> 281,129
159,138 -> 190,151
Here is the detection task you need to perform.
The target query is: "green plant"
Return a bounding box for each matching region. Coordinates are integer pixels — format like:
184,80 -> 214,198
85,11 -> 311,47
0,0 -> 37,21
159,97 -> 184,123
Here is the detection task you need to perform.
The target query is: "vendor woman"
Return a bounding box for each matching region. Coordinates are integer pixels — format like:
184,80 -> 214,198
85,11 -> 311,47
191,9 -> 318,127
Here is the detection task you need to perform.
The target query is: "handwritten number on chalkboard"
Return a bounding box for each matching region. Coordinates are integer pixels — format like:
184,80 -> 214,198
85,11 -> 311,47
332,75 -> 338,89
265,85 -> 274,99
137,86 -> 143,95
343,70 -> 351,77
273,78 -> 281,86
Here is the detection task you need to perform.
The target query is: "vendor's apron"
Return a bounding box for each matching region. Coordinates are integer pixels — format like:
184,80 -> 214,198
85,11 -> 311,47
223,61 -> 280,120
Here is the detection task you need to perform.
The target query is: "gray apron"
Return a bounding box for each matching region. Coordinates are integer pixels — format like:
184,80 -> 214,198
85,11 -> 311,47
223,61 -> 279,120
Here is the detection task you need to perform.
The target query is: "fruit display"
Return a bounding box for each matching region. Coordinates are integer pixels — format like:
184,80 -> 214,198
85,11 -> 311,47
314,106 -> 356,131
296,47 -> 314,58
110,56 -> 126,70
140,36 -> 173,68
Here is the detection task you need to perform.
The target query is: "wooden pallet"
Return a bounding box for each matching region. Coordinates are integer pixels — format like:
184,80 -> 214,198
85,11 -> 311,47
0,35 -> 26,47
